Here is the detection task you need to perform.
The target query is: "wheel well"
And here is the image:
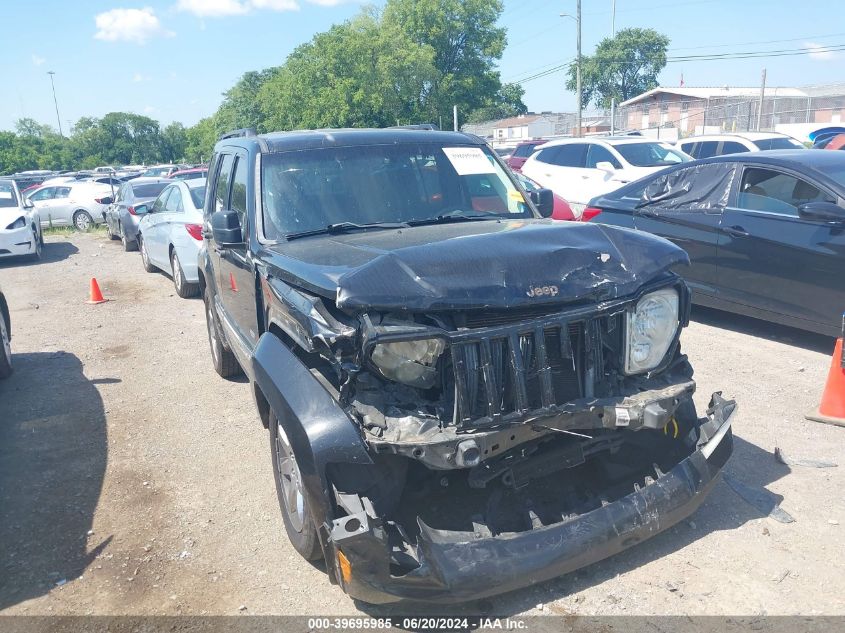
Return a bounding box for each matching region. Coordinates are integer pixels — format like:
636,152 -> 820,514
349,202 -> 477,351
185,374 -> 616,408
198,269 -> 206,295
0,295 -> 10,340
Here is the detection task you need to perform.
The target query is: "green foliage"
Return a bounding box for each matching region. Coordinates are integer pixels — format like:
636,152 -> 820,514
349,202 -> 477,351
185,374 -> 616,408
465,82 -> 527,124
567,28 -> 670,109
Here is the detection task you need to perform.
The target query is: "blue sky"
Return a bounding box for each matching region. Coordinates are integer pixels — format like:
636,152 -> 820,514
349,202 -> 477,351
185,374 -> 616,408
1,0 -> 842,132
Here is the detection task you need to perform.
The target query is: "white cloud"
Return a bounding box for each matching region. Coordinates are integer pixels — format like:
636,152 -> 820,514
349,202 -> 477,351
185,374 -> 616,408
94,7 -> 173,44
806,42 -> 836,61
251,0 -> 299,9
32,54 -> 46,66
176,0 -> 302,17
143,105 -> 157,114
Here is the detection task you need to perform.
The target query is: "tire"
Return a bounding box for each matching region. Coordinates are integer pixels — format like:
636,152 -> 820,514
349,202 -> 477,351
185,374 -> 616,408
106,218 -> 118,240
269,410 -> 321,560
30,225 -> 42,261
73,210 -> 94,232
171,248 -> 199,298
139,236 -> 157,273
120,223 -> 137,252
0,310 -> 12,379
203,286 -> 242,378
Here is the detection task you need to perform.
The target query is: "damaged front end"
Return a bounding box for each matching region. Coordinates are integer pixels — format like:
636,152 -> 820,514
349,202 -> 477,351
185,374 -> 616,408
257,270 -> 735,604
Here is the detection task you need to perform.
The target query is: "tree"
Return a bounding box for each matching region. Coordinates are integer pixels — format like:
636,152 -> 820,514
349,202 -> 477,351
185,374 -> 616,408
161,122 -> 187,162
466,82 -> 527,124
217,69 -> 280,133
567,28 -> 669,109
383,0 -> 506,121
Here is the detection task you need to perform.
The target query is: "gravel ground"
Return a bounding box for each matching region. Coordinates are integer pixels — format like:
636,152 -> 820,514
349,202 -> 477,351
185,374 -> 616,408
1,231 -> 844,616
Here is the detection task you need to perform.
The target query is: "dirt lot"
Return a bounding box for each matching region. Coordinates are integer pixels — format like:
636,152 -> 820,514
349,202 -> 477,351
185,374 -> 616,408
1,231 -> 844,616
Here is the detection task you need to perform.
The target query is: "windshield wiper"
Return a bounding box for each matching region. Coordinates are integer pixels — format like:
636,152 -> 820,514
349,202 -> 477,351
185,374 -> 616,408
407,212 -> 498,227
285,221 -> 409,241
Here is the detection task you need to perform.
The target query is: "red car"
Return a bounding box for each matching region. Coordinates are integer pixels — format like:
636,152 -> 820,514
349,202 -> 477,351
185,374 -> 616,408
168,167 -> 208,181
514,172 -> 576,221
506,139 -> 547,172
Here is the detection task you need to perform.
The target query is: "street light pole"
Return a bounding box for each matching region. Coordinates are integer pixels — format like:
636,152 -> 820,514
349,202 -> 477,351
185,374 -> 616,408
47,71 -> 63,137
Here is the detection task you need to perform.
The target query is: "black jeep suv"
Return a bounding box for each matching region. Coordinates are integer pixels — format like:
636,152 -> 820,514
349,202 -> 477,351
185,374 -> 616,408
199,128 -> 735,604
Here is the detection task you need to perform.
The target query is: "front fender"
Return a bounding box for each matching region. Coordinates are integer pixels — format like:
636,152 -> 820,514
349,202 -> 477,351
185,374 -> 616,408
251,332 -> 373,526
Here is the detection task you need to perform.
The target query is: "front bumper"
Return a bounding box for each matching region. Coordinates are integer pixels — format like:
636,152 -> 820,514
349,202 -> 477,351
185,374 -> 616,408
0,228 -> 36,257
334,393 -> 735,604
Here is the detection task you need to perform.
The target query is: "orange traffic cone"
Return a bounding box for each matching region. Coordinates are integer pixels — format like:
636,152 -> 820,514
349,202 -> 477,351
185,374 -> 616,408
86,278 -> 108,305
806,337 -> 845,427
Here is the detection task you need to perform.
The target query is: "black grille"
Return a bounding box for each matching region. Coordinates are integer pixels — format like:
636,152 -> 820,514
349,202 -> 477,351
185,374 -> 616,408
449,319 -> 586,428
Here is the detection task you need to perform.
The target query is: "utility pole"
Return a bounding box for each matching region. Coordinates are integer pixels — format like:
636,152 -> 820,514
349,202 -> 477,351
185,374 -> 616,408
47,71 -> 63,137
757,68 -> 767,131
576,0 -> 582,137
453,105 -> 458,131
610,0 -> 616,135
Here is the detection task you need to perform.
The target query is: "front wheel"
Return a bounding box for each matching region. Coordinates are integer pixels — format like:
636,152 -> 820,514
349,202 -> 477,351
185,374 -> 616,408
0,311 -> 11,379
269,411 -> 322,560
73,210 -> 94,232
171,249 -> 199,298
106,218 -> 118,240
30,225 -> 42,261
203,286 -> 242,378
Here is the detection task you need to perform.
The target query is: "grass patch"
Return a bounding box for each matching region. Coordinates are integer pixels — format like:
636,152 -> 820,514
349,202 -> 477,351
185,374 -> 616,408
43,225 -> 108,237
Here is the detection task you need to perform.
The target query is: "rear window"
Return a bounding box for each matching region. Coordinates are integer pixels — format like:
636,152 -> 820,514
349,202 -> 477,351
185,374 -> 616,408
0,182 -> 18,208
132,183 -> 169,198
512,142 -> 543,158
752,137 -> 805,151
189,186 -> 207,209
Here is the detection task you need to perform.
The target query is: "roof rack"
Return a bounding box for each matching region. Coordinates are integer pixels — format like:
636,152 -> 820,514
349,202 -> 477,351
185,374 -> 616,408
386,123 -> 440,131
219,128 -> 257,140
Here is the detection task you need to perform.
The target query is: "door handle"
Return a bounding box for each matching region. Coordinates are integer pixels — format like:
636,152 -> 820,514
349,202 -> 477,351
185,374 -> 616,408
723,225 -> 750,238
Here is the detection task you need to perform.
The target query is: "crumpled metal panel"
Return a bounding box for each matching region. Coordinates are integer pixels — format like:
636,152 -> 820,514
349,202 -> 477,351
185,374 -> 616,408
638,162 -> 736,213
334,221 -> 689,312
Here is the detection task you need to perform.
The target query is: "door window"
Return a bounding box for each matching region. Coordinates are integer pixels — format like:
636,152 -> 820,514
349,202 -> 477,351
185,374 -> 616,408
737,168 -> 835,216
695,141 -> 720,159
230,155 -> 249,230
213,154 -> 235,214
165,188 -> 183,213
29,187 -> 56,201
720,141 -> 750,155
152,189 -> 171,214
55,187 -> 71,199
679,142 -> 696,157
585,144 -> 622,169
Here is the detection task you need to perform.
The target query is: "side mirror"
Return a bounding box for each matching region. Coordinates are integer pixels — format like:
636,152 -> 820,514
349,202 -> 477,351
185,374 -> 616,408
595,161 -> 616,172
798,201 -> 845,222
100,196 -> 114,205
23,198 -> 34,209
134,204 -> 149,215
211,209 -> 243,246
529,188 -> 555,218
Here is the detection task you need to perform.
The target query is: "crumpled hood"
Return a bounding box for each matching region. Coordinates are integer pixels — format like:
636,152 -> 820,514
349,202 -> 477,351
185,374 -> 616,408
266,219 -> 689,312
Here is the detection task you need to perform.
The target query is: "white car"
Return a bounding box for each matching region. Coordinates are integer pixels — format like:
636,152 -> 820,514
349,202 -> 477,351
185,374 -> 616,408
137,178 -> 206,298
676,132 -> 805,159
521,136 -> 692,213
26,181 -> 114,230
0,179 -> 43,261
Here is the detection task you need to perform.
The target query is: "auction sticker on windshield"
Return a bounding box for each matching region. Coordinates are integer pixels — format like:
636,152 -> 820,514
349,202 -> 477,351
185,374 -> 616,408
443,147 -> 496,175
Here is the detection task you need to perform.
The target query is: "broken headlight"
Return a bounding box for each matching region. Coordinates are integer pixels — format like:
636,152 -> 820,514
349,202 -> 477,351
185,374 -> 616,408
370,328 -> 446,389
624,287 -> 679,375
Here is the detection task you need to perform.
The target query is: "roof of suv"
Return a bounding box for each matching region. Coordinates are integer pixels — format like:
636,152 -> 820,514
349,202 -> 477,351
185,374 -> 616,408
678,132 -> 796,143
216,128 -> 485,154
541,136 -> 670,148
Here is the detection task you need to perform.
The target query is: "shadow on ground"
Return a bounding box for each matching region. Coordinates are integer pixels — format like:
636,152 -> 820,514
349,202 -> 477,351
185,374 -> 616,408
691,305 -> 835,355
0,351 -> 113,610
357,434 -> 788,617
0,241 -> 79,268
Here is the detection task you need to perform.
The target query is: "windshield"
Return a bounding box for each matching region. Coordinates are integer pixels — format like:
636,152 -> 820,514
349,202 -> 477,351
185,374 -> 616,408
0,181 -> 19,208
615,142 -> 690,167
753,137 -> 805,151
261,143 -> 532,239
142,167 -> 171,177
173,171 -> 207,181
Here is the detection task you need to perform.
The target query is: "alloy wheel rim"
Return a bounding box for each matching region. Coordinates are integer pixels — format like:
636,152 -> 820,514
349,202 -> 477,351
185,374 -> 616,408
141,240 -> 149,266
206,302 -> 219,363
0,316 -> 10,363
275,421 -> 306,532
76,213 -> 91,231
172,254 -> 182,291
